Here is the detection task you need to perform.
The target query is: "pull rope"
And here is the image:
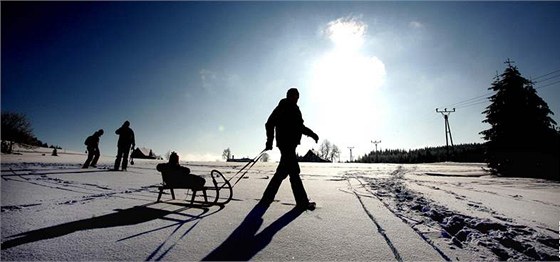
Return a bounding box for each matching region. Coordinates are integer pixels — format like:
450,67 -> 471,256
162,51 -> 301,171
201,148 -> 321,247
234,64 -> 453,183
226,149 -> 266,188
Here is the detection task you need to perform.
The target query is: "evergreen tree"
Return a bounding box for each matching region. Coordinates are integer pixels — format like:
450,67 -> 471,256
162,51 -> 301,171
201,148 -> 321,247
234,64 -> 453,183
480,62 -> 559,179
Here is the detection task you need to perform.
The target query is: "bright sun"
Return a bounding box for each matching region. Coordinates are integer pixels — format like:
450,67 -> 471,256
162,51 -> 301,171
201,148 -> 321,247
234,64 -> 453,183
326,17 -> 367,51
307,17 -> 386,153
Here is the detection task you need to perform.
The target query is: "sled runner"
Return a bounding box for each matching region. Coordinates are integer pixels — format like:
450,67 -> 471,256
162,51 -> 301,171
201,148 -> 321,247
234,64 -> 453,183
156,169 -> 233,205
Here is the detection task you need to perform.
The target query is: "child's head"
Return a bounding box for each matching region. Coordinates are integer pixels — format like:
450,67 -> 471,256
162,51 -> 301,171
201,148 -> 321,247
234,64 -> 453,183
169,152 -> 179,165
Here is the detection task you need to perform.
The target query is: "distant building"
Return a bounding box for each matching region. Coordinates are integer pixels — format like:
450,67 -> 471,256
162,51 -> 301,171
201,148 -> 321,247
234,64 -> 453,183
226,155 -> 252,162
299,150 -> 329,163
130,147 -> 157,159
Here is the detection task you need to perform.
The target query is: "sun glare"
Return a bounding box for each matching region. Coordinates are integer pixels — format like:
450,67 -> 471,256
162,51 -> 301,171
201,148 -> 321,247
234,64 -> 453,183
325,17 -> 367,51
308,16 -> 386,155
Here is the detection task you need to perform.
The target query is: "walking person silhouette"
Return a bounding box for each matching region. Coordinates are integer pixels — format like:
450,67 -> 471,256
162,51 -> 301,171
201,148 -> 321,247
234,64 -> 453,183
261,88 -> 319,210
82,129 -> 104,168
113,121 -> 135,171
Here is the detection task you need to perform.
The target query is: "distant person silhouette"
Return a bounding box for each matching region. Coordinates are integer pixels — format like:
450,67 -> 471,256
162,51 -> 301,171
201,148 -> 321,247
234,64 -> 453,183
113,121 -> 135,171
261,88 -> 319,210
156,152 -> 206,188
82,129 -> 104,168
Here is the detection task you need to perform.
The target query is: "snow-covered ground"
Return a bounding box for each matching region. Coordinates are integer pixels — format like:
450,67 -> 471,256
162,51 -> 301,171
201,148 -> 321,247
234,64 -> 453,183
1,147 -> 559,261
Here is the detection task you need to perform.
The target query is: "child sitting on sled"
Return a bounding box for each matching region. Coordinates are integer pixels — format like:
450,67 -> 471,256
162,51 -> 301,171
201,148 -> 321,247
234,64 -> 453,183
156,152 -> 205,189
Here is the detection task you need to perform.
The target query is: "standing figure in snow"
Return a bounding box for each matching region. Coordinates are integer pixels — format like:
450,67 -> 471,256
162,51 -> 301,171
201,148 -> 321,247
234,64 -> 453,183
113,121 -> 135,171
261,88 -> 319,210
82,129 -> 104,168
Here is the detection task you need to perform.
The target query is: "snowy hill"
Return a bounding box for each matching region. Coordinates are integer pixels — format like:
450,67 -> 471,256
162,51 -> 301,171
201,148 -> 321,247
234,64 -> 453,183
1,153 -> 558,260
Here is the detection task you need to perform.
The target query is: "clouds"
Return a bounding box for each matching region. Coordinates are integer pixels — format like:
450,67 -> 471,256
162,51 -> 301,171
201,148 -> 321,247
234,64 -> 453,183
323,15 -> 368,51
409,20 -> 424,29
198,69 -> 242,95
199,69 -> 218,93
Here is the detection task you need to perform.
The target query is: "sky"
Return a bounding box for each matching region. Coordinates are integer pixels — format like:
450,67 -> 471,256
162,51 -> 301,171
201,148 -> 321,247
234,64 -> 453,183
2,1 -> 560,162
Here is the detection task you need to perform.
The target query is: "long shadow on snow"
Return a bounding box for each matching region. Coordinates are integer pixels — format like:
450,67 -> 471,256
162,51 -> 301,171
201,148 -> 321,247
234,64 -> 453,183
1,202 -> 220,250
203,203 -> 303,261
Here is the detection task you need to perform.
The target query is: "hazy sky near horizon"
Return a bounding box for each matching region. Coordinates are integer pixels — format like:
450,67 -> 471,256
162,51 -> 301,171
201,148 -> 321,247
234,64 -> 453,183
2,1 -> 560,161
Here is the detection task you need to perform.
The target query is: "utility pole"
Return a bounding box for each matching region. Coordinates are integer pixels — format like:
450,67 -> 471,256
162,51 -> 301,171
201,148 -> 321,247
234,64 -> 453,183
347,147 -> 354,162
371,140 -> 381,163
371,140 -> 381,152
436,108 -> 455,160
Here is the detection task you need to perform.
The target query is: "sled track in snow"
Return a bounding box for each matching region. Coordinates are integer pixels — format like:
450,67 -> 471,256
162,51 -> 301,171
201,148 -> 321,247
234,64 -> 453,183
356,166 -> 559,261
345,171 -> 451,261
351,175 -> 452,261
346,177 -> 403,262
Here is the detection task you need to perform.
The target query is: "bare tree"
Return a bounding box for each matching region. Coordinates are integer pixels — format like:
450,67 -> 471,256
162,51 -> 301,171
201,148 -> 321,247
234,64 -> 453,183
222,148 -> 231,160
318,139 -> 340,162
329,144 -> 340,162
1,112 -> 39,153
319,140 -> 331,160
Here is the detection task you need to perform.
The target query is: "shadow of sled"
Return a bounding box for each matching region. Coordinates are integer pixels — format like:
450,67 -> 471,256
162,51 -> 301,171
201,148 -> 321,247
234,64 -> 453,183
1,202 -> 223,250
202,204 -> 304,261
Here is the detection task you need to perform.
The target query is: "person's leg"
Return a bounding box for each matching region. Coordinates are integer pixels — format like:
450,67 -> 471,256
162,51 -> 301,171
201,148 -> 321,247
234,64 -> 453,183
185,175 -> 206,189
91,148 -> 100,167
284,148 -> 309,205
83,147 -> 94,168
261,150 -> 290,204
121,147 -> 130,170
114,147 -> 123,170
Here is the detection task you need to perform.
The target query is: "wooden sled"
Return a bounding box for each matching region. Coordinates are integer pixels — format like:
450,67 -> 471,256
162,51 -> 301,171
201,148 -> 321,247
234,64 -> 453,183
156,169 -> 233,205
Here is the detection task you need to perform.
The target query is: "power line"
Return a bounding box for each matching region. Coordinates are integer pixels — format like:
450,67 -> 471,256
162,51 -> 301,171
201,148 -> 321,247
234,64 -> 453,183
455,100 -> 490,109
442,92 -> 492,108
535,79 -> 560,90
443,94 -> 491,108
453,98 -> 490,109
533,74 -> 560,83
532,69 -> 560,81
534,74 -> 560,84
441,67 -> 560,109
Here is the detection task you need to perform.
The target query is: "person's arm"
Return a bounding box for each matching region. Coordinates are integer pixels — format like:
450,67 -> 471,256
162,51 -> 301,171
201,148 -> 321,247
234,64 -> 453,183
265,107 -> 279,150
180,166 -> 191,175
302,125 -> 319,143
131,130 -> 135,149
156,163 -> 164,172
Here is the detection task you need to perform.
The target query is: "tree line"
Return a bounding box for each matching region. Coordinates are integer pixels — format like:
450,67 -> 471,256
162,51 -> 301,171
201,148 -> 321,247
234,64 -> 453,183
1,112 -> 61,153
356,143 -> 486,163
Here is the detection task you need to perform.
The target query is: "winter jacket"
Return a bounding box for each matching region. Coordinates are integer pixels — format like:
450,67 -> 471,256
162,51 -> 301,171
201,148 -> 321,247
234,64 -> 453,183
84,135 -> 99,148
116,126 -> 135,148
156,163 -> 205,189
266,98 -> 316,149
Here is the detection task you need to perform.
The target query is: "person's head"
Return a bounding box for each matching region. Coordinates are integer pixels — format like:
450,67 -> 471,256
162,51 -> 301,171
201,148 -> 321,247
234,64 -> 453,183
286,88 -> 299,104
169,152 -> 179,165
123,121 -> 130,127
96,129 -> 104,136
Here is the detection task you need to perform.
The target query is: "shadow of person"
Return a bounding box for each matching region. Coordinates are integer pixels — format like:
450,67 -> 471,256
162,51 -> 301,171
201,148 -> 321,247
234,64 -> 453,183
203,203 -> 304,261
1,204 -> 207,249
